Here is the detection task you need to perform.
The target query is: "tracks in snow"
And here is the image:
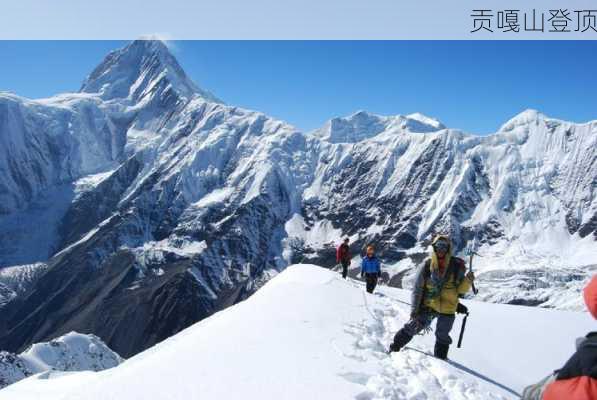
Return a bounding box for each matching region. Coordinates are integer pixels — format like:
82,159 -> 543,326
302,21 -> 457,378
337,278 -> 517,400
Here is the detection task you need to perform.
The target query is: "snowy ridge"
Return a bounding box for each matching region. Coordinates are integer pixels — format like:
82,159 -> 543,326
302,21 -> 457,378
311,110 -> 446,143
0,265 -> 592,399
0,332 -> 122,389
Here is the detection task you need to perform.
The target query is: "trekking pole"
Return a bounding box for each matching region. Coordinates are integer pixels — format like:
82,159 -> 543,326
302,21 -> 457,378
457,310 -> 469,348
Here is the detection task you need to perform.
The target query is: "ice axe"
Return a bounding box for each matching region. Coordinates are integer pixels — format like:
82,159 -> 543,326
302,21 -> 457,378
456,303 -> 469,348
465,237 -> 480,295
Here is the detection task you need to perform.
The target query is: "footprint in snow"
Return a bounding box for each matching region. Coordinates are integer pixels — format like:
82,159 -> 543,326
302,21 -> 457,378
339,292 -> 513,400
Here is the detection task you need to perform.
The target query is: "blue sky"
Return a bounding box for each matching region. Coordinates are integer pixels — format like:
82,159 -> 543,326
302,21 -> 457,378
0,41 -> 595,134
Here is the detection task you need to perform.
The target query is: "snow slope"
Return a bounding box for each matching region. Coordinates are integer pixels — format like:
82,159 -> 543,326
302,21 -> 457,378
1,265 -> 592,400
0,332 -> 122,389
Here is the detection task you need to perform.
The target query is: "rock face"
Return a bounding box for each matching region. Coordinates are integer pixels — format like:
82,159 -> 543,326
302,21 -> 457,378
0,40 -> 595,358
0,331 -> 122,389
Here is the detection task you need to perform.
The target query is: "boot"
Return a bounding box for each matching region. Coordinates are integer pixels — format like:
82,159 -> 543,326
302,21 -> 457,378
434,342 -> 449,360
388,329 -> 412,353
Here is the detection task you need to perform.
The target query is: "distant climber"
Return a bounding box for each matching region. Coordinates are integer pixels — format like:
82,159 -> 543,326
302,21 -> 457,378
521,275 -> 597,400
361,245 -> 381,294
388,234 -> 474,360
336,238 -> 351,279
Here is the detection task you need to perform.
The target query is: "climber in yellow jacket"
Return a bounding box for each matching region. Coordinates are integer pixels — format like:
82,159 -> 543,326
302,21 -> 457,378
388,234 -> 475,359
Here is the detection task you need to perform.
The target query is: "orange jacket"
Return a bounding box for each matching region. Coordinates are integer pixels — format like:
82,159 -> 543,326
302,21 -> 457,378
524,276 -> 597,400
543,333 -> 597,400
543,376 -> 597,400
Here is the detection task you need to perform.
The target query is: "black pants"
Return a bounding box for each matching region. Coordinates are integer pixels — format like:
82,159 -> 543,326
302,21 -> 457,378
365,273 -> 378,293
401,311 -> 456,345
341,261 -> 349,279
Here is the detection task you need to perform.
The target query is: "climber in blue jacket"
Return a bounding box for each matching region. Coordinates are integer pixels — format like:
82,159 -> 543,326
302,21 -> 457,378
361,245 -> 381,293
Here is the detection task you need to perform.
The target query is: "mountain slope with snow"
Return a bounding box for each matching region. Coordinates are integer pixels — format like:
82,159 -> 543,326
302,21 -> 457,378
0,263 -> 48,307
0,39 -> 314,358
297,109 -> 597,309
0,39 -> 595,362
0,332 -> 122,389
0,265 -> 592,400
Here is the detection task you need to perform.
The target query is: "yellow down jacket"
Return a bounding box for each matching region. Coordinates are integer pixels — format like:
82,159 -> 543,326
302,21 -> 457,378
423,262 -> 472,314
411,236 -> 473,315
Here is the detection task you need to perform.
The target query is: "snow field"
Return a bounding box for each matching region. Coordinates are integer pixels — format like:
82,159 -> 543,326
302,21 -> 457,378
3,264 -> 592,400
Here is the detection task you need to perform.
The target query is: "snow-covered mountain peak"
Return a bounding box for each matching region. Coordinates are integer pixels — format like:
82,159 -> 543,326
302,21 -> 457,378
311,110 -> 445,143
310,110 -> 388,143
499,109 -> 548,132
79,39 -> 220,104
0,332 -> 122,389
21,332 -> 122,369
404,112 -> 446,131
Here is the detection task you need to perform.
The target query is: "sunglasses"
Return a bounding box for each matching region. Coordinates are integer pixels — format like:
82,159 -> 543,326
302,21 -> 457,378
434,241 -> 449,252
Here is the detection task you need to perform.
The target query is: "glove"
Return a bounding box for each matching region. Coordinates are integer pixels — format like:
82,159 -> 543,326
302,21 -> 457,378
466,271 -> 475,281
456,303 -> 469,314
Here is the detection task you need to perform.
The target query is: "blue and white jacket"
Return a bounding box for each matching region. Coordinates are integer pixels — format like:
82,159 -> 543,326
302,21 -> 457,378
361,256 -> 381,274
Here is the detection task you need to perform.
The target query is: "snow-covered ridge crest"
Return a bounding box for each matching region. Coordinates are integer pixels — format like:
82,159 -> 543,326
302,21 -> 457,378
311,110 -> 446,143
499,109 -> 546,132
498,108 -> 597,134
0,265 -> 593,400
